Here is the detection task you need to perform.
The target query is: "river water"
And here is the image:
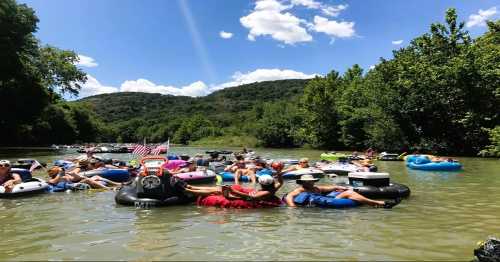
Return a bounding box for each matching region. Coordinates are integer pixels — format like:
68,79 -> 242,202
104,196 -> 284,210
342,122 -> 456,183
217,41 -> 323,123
0,147 -> 499,260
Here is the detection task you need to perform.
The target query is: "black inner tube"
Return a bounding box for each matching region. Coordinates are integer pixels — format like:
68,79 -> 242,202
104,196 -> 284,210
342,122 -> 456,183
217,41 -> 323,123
338,182 -> 411,199
115,176 -> 195,207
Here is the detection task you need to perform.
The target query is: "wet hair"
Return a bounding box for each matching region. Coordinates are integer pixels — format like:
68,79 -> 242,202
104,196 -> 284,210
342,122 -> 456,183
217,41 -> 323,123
260,182 -> 276,192
48,166 -> 63,178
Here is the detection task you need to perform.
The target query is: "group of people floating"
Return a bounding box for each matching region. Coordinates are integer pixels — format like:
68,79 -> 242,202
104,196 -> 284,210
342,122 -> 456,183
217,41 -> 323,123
180,156 -> 400,208
0,148 -> 401,208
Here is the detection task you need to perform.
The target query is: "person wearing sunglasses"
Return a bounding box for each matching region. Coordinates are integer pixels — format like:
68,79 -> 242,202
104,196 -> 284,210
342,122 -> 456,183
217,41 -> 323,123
0,160 -> 22,193
282,157 -> 310,173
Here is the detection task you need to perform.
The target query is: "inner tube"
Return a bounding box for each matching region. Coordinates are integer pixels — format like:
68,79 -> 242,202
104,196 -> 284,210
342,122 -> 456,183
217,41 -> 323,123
174,170 -> 216,184
10,168 -> 32,181
337,182 -> 411,199
79,168 -> 130,182
218,169 -> 274,182
378,152 -> 403,161
162,160 -> 186,170
47,181 -> 92,192
404,154 -> 434,162
317,162 -> 360,175
407,161 -> 462,171
115,177 -> 194,207
293,191 -> 359,208
474,237 -> 500,262
282,168 -> 325,179
320,152 -> 348,161
197,194 -> 281,209
0,175 -> 49,198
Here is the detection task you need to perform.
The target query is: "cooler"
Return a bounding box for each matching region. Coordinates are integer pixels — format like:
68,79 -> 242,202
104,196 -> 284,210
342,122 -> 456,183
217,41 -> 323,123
348,172 -> 390,187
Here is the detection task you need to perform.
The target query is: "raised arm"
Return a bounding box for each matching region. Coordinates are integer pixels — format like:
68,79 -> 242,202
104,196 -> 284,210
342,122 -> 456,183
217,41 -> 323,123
273,171 -> 284,190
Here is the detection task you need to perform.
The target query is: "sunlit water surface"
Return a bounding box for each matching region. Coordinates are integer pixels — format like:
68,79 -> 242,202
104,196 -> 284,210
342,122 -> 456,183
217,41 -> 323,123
0,147 -> 499,260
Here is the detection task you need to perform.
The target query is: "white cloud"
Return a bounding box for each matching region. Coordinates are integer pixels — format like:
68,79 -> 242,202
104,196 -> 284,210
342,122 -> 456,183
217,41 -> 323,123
214,68 -> 318,90
240,0 -> 312,45
78,75 -> 118,98
321,4 -> 348,17
77,68 -> 318,98
312,15 -> 355,38
466,7 -> 497,28
76,55 -> 98,67
120,79 -> 210,97
369,65 -> 375,70
291,0 -> 321,9
219,31 -> 233,39
291,0 -> 347,17
392,40 -> 403,45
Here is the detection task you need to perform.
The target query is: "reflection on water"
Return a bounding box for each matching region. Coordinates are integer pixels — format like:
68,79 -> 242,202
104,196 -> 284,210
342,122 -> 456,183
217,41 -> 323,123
0,148 -> 499,260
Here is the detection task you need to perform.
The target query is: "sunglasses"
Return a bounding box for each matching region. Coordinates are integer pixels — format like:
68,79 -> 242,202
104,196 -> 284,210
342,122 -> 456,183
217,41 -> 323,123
0,164 -> 10,168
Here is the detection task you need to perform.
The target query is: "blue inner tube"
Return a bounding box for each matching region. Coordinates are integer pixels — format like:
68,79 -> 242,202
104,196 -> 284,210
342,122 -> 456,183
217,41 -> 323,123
293,192 -> 359,208
218,169 -> 274,182
80,168 -> 130,182
407,161 -> 462,171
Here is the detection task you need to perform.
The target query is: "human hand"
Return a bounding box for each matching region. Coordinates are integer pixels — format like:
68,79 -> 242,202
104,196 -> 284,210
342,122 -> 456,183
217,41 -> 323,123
3,181 -> 15,189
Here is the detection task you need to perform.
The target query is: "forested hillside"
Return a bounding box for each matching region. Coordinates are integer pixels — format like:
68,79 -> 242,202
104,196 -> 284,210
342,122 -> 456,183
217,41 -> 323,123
79,79 -> 308,145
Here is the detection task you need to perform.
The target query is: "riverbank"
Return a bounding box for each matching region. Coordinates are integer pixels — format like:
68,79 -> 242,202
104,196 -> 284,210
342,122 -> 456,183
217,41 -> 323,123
189,135 -> 260,148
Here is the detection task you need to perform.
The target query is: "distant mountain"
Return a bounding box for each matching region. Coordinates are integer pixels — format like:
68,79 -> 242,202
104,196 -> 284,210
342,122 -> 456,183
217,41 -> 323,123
79,79 -> 309,123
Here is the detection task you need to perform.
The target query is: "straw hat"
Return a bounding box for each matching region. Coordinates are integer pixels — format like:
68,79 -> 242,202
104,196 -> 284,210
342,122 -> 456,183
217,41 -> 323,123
296,174 -> 319,184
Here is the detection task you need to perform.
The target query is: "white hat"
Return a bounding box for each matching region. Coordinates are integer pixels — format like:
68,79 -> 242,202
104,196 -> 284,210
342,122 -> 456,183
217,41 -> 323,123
0,160 -> 11,166
258,175 -> 274,186
296,174 -> 319,183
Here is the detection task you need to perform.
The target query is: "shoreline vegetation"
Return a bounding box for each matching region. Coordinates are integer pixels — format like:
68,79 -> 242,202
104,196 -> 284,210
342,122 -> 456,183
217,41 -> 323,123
1,1 -> 499,157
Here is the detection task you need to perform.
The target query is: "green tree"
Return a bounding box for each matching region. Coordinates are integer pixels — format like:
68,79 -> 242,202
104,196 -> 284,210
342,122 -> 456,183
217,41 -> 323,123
0,0 -> 87,145
301,72 -> 342,148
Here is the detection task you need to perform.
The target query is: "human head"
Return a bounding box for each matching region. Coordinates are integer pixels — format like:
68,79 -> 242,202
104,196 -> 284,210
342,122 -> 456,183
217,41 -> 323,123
235,155 -> 244,161
298,158 -> 309,167
78,159 -> 89,168
88,158 -> 100,168
256,160 -> 267,168
0,160 -> 11,173
258,175 -> 274,190
48,166 -> 63,178
296,174 -> 319,189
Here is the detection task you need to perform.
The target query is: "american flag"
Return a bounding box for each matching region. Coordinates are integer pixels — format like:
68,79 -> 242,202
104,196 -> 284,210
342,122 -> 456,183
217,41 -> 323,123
29,160 -> 43,172
132,144 -> 151,156
150,146 -> 162,155
150,139 -> 169,155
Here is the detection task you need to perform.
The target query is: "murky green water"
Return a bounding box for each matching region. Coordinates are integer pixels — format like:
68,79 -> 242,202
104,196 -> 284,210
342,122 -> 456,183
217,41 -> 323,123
0,147 -> 499,260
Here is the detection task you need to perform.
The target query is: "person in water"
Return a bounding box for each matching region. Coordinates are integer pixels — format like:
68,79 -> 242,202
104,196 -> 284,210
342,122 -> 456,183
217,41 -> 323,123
184,162 -> 285,201
285,174 -> 400,208
47,166 -> 121,190
282,158 -> 310,173
365,148 -> 375,159
171,160 -> 197,174
225,154 -> 256,184
351,159 -> 376,172
0,160 -> 22,192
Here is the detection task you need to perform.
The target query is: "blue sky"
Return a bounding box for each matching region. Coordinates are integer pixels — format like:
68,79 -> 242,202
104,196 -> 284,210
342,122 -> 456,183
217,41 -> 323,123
20,0 -> 499,98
